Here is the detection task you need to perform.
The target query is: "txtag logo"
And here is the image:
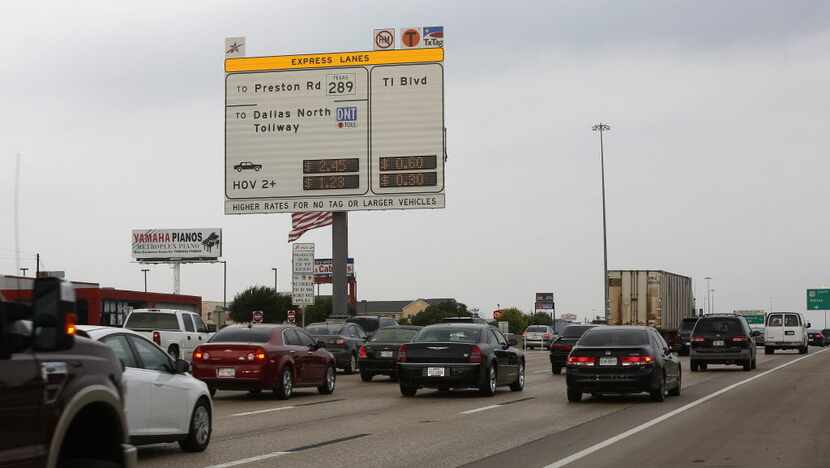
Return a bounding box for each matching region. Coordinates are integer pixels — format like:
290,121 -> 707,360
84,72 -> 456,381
423,26 -> 444,48
336,106 -> 357,128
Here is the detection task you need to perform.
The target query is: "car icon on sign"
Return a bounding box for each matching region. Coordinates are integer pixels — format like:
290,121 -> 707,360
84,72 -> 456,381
234,161 -> 262,172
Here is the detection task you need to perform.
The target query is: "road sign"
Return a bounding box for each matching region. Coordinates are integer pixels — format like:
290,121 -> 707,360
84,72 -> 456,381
807,289 -> 830,310
287,309 -> 297,324
252,310 -> 264,324
734,310 -> 765,324
224,48 -> 445,214
132,228 -> 222,261
292,243 -> 315,306
373,28 -> 395,50
535,292 -> 554,314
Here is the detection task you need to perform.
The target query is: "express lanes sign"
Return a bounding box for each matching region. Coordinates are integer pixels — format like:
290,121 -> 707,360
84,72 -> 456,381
224,48 -> 445,214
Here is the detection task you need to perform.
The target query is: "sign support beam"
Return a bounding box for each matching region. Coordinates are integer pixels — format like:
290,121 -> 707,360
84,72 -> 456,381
332,212 -> 348,316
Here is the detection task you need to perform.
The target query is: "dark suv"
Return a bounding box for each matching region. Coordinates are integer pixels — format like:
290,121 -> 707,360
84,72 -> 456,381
690,314 -> 756,372
0,278 -> 136,468
346,315 -> 398,339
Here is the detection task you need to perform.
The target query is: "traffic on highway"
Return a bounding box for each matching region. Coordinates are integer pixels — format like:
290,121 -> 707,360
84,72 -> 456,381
3,2 -> 830,468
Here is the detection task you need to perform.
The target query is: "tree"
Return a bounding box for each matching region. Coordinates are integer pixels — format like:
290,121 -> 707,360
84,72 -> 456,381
411,301 -> 470,326
302,297 -> 332,325
229,286 -> 293,323
528,312 -> 553,326
499,308 -> 529,334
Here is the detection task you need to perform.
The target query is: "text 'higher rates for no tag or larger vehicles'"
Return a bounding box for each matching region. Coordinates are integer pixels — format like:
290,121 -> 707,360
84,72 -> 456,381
224,48 -> 446,214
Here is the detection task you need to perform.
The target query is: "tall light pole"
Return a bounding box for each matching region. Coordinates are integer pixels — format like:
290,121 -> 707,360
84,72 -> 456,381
19,267 -> 28,277
592,123 -> 611,320
271,267 -> 278,293
141,268 -> 150,292
704,277 -> 712,314
710,289 -> 716,314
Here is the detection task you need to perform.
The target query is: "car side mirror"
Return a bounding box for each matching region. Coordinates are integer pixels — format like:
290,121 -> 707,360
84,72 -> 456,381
173,358 -> 190,374
807,323 -> 812,328
507,336 -> 518,347
32,277 -> 76,352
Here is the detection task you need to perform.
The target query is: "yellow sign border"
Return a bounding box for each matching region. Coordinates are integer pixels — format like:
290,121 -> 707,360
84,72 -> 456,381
225,48 -> 444,73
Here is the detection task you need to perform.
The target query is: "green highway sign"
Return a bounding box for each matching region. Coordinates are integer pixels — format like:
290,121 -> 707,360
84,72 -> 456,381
744,315 -> 764,325
807,289 -> 830,310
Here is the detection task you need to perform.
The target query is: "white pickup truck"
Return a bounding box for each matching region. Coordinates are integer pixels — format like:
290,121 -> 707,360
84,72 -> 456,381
123,308 -> 213,361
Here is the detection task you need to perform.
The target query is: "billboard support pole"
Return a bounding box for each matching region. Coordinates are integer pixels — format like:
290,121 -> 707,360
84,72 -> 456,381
332,212 -> 348,317
173,263 -> 181,294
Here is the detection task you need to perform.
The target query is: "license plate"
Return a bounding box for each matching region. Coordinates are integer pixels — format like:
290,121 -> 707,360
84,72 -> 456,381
217,368 -> 236,378
380,351 -> 393,358
599,357 -> 617,366
785,331 -> 795,336
713,340 -> 724,346
427,367 -> 445,377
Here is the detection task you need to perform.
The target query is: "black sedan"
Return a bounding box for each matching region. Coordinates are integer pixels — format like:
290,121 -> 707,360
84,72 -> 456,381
358,325 -> 421,381
398,324 -> 525,397
306,322 -> 367,374
550,324 -> 598,375
566,326 -> 681,403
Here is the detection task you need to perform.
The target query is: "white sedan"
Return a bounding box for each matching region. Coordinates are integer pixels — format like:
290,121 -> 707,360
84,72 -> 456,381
77,325 -> 213,452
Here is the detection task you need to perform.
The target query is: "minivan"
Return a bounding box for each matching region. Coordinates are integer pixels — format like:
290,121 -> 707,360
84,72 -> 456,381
764,312 -> 809,354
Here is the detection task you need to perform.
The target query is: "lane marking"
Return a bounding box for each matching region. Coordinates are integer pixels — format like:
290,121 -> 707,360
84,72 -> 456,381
230,405 -> 295,417
205,451 -> 290,468
543,348 -> 828,468
460,404 -> 502,415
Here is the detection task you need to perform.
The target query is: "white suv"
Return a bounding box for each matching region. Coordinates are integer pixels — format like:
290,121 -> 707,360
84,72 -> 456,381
764,312 -> 810,354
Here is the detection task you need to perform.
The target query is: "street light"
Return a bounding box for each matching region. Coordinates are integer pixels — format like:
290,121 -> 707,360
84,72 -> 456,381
710,289 -> 716,314
592,123 -> 611,320
271,267 -> 278,293
141,268 -> 150,292
19,267 -> 28,277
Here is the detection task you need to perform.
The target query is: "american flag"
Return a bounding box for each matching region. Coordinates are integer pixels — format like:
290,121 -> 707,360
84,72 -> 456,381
288,212 -> 332,242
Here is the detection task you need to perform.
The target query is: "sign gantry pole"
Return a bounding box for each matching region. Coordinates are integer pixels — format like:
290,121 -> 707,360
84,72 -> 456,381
332,212 -> 348,316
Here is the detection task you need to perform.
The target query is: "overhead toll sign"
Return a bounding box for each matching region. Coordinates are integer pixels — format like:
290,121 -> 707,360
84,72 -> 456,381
224,47 -> 445,214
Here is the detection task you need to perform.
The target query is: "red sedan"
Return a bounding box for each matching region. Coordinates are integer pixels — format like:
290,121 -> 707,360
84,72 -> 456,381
191,324 -> 336,399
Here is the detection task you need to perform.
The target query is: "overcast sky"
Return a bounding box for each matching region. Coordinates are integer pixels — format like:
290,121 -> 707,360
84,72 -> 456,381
2,0 -> 830,325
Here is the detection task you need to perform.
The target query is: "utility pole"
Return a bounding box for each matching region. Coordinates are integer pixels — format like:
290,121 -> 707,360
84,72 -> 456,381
592,123 -> 611,320
272,267 -> 278,293
705,277 -> 712,314
141,268 -> 150,292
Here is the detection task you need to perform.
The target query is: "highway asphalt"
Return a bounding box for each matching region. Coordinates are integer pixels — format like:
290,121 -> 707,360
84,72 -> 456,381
135,346 -> 829,468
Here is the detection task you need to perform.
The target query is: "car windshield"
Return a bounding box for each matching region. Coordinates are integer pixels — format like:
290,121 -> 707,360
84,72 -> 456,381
413,326 -> 481,343
124,312 -> 179,331
209,327 -> 274,343
562,326 -> 594,338
694,318 -> 743,335
347,317 -> 379,332
306,324 -> 343,335
578,329 -> 649,346
371,328 -> 419,342
527,326 -> 548,333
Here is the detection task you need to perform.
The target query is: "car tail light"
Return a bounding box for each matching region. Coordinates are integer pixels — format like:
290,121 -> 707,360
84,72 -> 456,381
336,339 -> 346,345
152,331 -> 161,345
567,355 -> 596,367
552,343 -> 573,352
398,345 -> 408,363
256,350 -> 266,361
621,355 -> 654,366
691,336 -> 705,343
359,345 -> 367,359
65,313 -> 77,336
193,347 -> 203,360
732,336 -> 748,342
469,345 -> 482,363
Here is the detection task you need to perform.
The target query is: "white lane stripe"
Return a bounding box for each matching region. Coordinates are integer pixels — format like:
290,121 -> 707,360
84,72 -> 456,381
205,451 -> 290,468
543,348 -> 827,468
460,404 -> 502,415
230,405 -> 295,417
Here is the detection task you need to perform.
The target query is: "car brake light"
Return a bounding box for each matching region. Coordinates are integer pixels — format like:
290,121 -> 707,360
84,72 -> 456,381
691,336 -> 705,342
469,345 -> 482,363
336,339 -> 346,345
193,347 -> 203,360
398,345 -> 407,363
256,352 -> 266,361
65,313 -> 77,336
567,355 -> 596,366
732,336 -> 748,342
621,355 -> 654,366
152,331 -> 161,345
359,345 -> 367,359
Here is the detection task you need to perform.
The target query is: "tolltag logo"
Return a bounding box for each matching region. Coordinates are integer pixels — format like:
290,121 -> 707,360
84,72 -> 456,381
423,26 -> 444,48
336,106 -> 357,128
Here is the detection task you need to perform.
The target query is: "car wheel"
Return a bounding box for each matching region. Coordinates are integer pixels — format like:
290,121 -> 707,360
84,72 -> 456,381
168,345 -> 180,361
510,361 -> 525,392
552,365 -> 562,375
479,364 -> 497,396
318,365 -> 336,394
360,370 -> 373,382
274,367 -> 293,400
765,346 -> 773,355
343,354 -> 357,374
650,374 -> 666,402
400,382 -> 418,397
179,399 -> 211,452
742,359 -> 751,371
567,387 -> 582,403
668,369 -> 681,397
801,346 -> 809,355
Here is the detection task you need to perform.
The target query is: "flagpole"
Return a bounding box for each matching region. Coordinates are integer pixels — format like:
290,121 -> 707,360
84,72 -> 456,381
332,212 -> 348,317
